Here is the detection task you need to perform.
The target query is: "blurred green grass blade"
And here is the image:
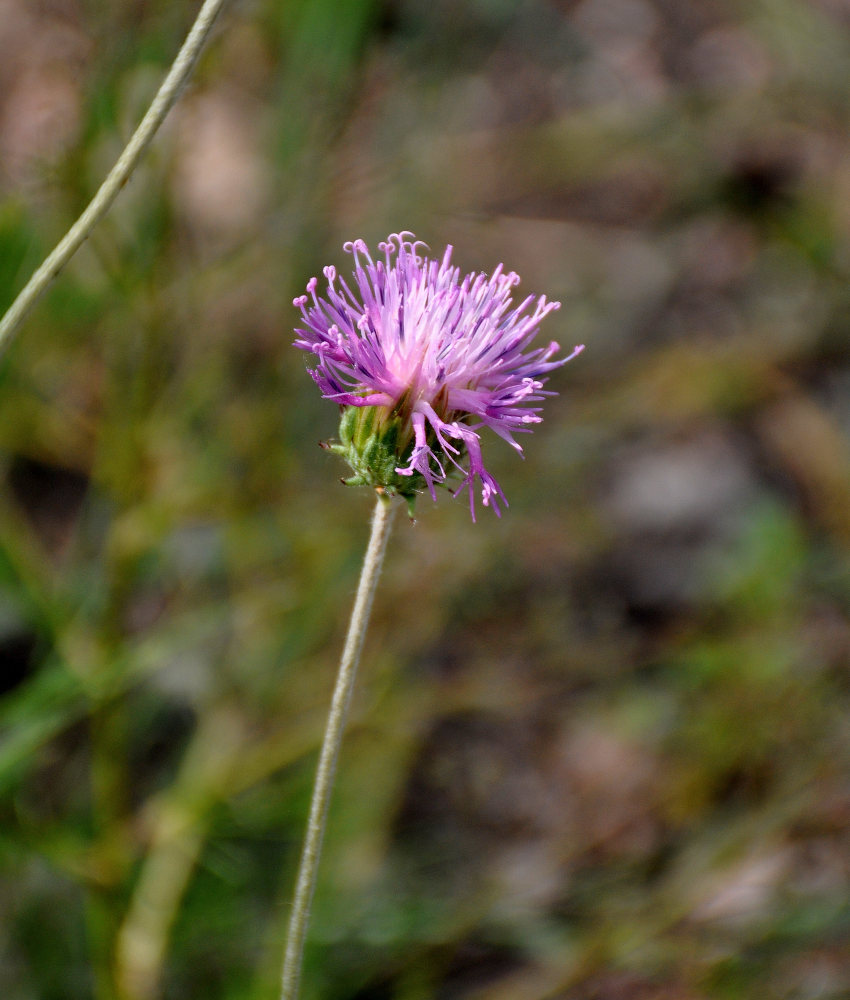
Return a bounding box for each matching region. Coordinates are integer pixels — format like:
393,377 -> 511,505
0,605 -> 227,796
0,204 -> 40,311
0,652 -> 89,796
0,205 -> 41,383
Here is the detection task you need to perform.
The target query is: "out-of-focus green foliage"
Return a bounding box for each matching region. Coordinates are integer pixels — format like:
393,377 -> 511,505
1,0 -> 850,998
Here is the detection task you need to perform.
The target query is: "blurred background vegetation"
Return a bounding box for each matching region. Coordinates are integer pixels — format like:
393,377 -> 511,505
2,0 -> 850,998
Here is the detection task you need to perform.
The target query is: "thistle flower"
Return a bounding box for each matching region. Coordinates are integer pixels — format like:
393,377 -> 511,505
293,232 -> 583,519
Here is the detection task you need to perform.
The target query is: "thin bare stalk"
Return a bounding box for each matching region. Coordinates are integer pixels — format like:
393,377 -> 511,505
0,0 -> 230,357
280,494 -> 396,1000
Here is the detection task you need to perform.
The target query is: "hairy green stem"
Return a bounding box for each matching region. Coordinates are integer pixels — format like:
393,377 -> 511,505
280,495 -> 396,1000
0,0 -> 230,357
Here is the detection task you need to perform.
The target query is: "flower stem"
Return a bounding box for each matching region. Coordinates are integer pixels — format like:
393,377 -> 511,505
0,0 -> 230,358
280,494 -> 396,1000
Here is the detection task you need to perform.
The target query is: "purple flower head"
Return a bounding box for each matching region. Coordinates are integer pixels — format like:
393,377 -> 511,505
294,232 -> 583,519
